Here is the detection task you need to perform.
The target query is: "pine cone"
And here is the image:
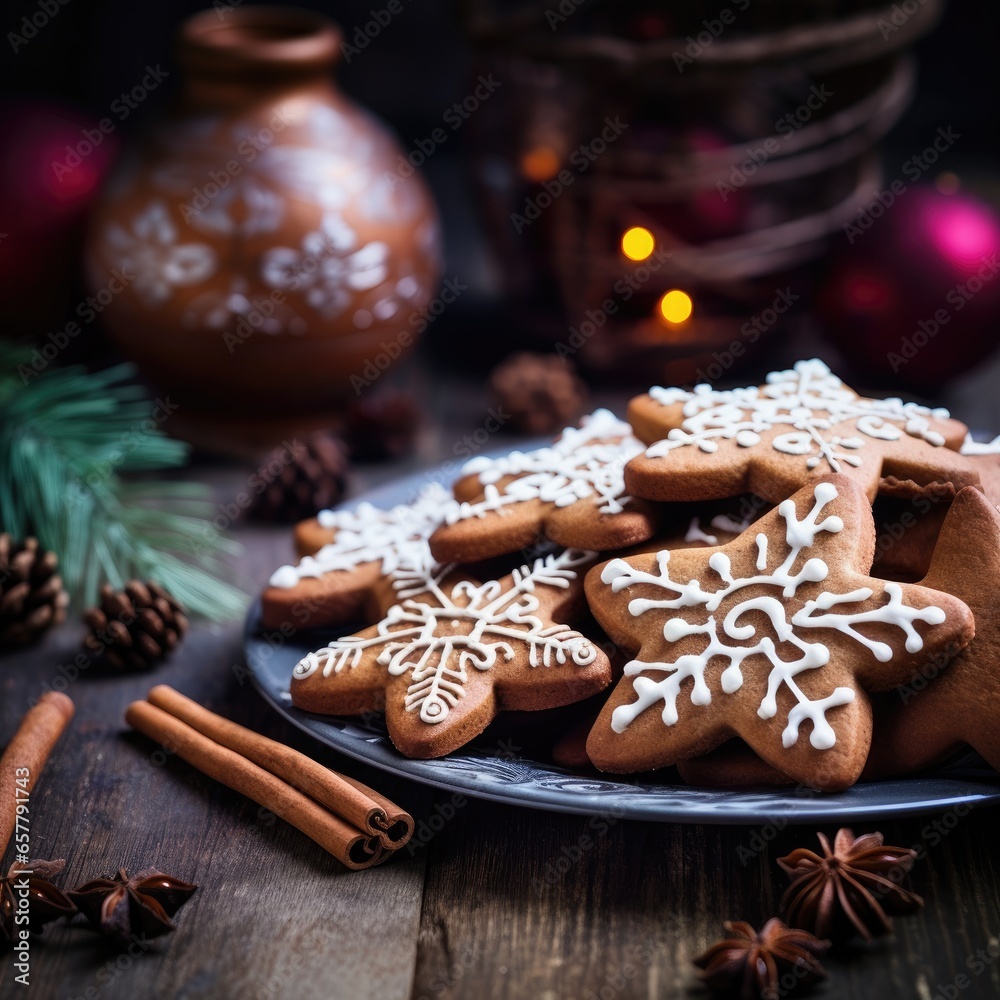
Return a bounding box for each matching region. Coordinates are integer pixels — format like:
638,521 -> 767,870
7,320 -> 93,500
249,432 -> 349,524
0,535 -> 68,649
489,352 -> 588,434
343,390 -> 421,461
83,581 -> 188,671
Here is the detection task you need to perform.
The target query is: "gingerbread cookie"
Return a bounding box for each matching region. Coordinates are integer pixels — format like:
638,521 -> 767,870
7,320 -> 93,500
584,474 -> 974,791
962,434 -> 1000,506
429,409 -> 660,562
291,547 -> 611,758
261,484 -> 449,631
677,740 -> 794,788
625,359 -> 977,504
865,486 -> 1000,777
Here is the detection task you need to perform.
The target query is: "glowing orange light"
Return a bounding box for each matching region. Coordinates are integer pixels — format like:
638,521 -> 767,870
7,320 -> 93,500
520,147 -> 561,183
621,226 -> 655,261
658,289 -> 693,324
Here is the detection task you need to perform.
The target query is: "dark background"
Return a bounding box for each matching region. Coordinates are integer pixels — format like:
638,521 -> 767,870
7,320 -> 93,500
2,0 -> 998,380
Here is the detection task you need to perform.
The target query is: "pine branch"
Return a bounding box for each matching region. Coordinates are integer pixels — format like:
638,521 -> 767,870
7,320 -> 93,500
0,340 -> 246,620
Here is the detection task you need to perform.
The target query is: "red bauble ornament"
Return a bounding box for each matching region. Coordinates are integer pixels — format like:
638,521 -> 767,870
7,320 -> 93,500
820,186 -> 1000,388
0,100 -> 118,333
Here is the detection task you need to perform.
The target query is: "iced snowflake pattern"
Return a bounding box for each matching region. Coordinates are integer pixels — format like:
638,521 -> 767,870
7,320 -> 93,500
268,483 -> 451,591
601,482 -> 946,750
646,359 -> 951,473
444,409 -> 645,523
293,548 -> 598,724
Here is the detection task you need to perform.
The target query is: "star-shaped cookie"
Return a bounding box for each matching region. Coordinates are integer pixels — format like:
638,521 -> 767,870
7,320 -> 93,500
428,409 -> 661,561
865,486 -> 1000,776
625,359 -> 978,504
584,474 -> 974,790
291,548 -> 611,758
261,484 -> 449,631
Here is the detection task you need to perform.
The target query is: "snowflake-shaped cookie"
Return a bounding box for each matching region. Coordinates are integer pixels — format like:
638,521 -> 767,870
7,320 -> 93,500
584,475 -> 974,790
261,484 -> 449,630
291,548 -> 611,758
429,409 -> 661,561
626,359 -> 977,504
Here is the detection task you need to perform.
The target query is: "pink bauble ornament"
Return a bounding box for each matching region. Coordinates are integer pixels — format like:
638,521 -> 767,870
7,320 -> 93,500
0,100 -> 118,332
821,186 -> 1000,388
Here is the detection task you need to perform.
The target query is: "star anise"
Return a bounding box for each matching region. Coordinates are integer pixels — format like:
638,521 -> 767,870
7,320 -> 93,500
694,918 -> 830,1000
778,828 -> 923,941
69,867 -> 197,943
0,859 -> 76,949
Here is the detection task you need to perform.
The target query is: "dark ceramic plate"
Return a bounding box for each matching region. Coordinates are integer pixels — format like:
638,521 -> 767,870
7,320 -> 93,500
245,463 -> 1000,824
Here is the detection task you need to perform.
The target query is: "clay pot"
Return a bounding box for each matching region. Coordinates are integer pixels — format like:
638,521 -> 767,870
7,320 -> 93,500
85,6 -> 441,424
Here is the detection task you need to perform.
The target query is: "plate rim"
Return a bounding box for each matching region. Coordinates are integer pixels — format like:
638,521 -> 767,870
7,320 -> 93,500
245,457 -> 1000,825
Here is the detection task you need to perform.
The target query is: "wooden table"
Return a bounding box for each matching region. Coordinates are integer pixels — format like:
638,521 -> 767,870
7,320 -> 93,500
4,364 -> 1000,1000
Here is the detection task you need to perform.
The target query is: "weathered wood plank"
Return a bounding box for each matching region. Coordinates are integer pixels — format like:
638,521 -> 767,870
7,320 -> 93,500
0,615 -> 430,1000
411,800 -> 1000,1000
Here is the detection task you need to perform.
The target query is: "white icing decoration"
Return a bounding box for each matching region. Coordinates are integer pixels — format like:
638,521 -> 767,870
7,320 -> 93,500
684,519 -> 718,545
600,482 -> 947,750
683,507 -> 762,547
711,512 -> 757,535
293,548 -> 598,725
268,483 -> 450,589
960,433 -> 1000,455
645,359 -> 951,473
444,409 -> 644,522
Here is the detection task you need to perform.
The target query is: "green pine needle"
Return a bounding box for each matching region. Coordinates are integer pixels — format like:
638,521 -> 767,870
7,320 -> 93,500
0,340 -> 246,620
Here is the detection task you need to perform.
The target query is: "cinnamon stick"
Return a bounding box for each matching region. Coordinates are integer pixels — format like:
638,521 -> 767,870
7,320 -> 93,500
0,692 -> 74,855
146,685 -> 413,849
125,700 -> 389,870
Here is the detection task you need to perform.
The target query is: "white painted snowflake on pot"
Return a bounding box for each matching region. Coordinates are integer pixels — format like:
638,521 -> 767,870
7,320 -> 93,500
260,213 -> 389,319
180,276 -> 306,334
585,475 -> 974,788
103,201 -> 216,307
